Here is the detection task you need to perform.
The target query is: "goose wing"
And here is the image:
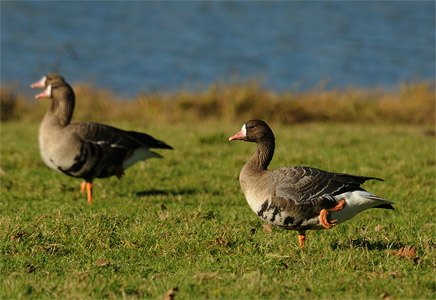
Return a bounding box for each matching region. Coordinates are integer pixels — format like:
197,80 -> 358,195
70,122 -> 172,150
59,122 -> 171,179
273,166 -> 382,202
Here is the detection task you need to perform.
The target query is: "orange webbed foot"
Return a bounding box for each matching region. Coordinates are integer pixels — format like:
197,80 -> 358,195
319,199 -> 346,229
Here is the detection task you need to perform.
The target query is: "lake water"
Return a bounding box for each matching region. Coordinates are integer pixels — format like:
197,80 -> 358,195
1,1 -> 435,97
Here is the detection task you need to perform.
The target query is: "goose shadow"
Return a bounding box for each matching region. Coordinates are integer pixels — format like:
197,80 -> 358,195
330,238 -> 404,251
135,188 -> 197,197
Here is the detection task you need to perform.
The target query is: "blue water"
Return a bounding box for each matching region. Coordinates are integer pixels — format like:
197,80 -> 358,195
1,1 -> 435,97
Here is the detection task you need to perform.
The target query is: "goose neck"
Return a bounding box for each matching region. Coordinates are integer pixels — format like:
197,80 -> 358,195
46,95 -> 75,127
248,139 -> 275,172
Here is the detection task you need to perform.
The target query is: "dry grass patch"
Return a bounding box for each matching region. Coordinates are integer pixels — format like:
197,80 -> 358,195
1,81 -> 434,125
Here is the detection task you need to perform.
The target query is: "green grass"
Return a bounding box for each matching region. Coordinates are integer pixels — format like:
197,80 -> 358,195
1,120 -> 435,299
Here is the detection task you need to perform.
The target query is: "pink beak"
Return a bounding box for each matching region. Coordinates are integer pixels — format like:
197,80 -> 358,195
35,85 -> 51,99
229,129 -> 246,141
30,76 -> 46,88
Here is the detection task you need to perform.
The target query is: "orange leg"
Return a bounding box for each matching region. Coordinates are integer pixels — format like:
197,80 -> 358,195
86,182 -> 93,203
80,181 -> 93,203
319,199 -> 346,229
80,181 -> 86,193
298,231 -> 306,248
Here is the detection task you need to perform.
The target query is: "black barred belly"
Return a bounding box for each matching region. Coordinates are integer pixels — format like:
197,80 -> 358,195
256,198 -> 321,231
57,141 -> 126,180
57,143 -> 91,178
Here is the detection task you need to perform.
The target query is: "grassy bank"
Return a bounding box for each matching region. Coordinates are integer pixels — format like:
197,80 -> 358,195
1,116 -> 435,298
1,81 -> 435,124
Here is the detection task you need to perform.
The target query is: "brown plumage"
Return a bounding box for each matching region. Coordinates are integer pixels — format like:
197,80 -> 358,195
31,74 -> 172,203
229,119 -> 395,248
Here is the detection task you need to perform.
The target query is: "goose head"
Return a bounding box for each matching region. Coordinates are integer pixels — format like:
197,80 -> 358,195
229,119 -> 275,144
34,81 -> 75,126
34,81 -> 73,101
30,73 -> 66,88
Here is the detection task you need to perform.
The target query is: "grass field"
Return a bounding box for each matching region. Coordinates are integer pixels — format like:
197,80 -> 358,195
1,114 -> 435,298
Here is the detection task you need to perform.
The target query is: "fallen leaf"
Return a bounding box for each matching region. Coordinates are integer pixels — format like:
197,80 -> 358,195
374,224 -> 383,232
263,224 -> 272,233
424,223 -> 435,228
380,292 -> 391,299
163,287 -> 178,300
95,260 -> 110,267
392,246 -> 416,258
392,245 -> 418,263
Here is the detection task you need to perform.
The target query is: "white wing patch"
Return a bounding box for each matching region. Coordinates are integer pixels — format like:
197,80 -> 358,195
94,140 -> 126,149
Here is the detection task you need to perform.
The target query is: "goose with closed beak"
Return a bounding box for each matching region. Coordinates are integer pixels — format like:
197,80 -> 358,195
229,120 -> 395,248
31,75 -> 172,203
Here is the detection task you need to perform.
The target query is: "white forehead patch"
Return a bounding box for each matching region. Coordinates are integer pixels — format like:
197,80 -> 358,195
242,124 -> 247,136
46,84 -> 52,96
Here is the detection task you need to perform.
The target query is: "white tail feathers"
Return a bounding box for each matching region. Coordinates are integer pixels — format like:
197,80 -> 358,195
329,191 -> 395,225
122,148 -> 162,170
